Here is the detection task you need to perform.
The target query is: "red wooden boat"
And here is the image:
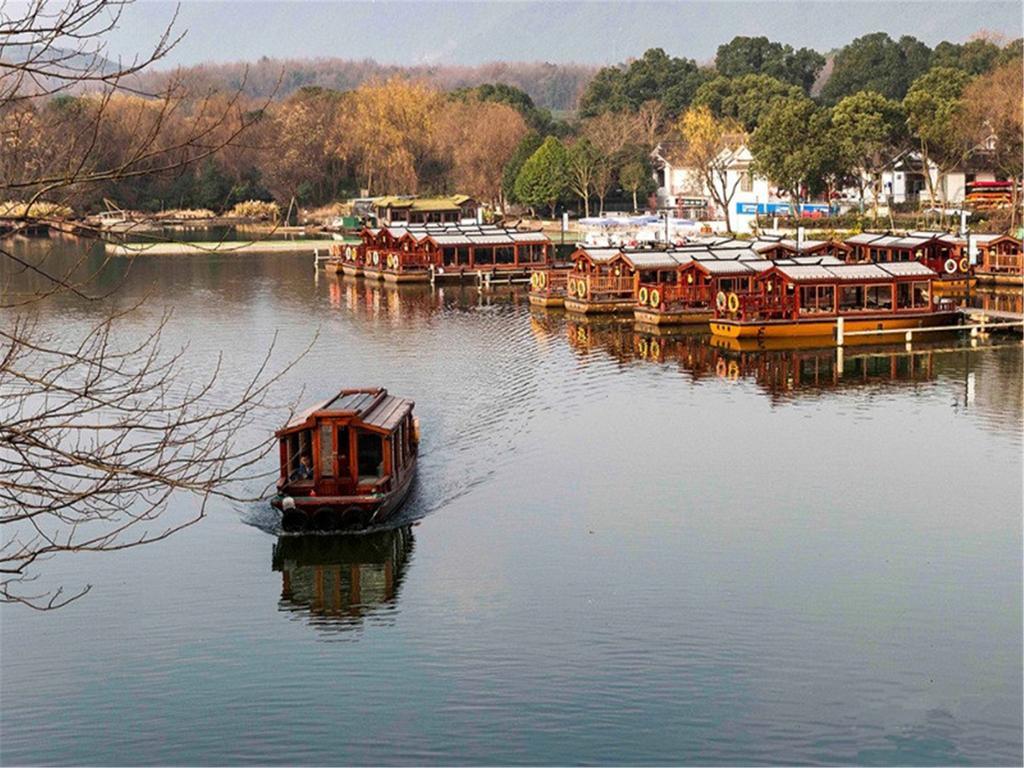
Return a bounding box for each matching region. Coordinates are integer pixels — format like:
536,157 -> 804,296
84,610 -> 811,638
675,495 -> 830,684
271,388 -> 418,532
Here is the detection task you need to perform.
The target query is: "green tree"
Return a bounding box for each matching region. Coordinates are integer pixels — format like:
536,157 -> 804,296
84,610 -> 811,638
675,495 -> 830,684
714,36 -> 825,93
931,38 -> 1002,75
567,139 -> 600,217
751,97 -> 840,211
619,155 -> 655,212
693,74 -> 804,131
452,83 -> 556,134
903,67 -> 973,217
579,48 -> 711,119
513,136 -> 570,217
831,91 -> 906,224
821,33 -> 933,103
502,132 -> 544,204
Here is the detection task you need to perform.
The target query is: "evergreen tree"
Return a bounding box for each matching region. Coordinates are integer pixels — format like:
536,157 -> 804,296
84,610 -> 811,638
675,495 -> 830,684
513,136 -> 570,217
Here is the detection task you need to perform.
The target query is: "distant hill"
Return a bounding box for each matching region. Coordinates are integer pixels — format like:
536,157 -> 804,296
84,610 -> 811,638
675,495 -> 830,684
132,57 -> 600,111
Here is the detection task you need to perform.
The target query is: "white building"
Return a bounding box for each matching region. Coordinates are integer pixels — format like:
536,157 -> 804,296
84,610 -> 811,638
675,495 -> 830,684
868,150 -> 1001,208
651,142 -> 829,233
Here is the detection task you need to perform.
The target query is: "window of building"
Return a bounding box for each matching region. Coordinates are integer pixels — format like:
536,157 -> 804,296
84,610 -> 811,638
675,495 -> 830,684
740,172 -> 753,193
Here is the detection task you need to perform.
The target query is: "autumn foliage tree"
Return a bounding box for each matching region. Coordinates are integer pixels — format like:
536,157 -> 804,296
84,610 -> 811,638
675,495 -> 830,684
677,105 -> 747,233
433,99 -> 528,208
961,59 -> 1024,229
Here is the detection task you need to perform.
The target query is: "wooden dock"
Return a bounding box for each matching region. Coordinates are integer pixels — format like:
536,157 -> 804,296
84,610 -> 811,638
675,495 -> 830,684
959,307 -> 1024,323
105,239 -> 338,257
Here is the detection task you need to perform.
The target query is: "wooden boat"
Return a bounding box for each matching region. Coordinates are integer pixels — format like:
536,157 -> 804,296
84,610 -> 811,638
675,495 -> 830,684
271,388 -> 418,532
528,267 -> 571,307
709,261 -> 959,339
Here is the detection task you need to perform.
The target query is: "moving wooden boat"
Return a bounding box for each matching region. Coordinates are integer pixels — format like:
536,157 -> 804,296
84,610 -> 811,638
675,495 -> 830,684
709,261 -> 960,339
271,388 -> 418,532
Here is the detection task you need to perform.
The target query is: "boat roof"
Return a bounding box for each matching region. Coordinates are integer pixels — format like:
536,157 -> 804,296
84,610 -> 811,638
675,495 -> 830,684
368,222 -> 551,246
847,231 -> 943,248
773,261 -> 937,282
280,388 -> 414,434
574,247 -> 622,264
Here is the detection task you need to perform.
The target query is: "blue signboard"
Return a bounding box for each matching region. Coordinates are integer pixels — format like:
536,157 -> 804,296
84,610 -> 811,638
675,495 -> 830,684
735,202 -> 831,215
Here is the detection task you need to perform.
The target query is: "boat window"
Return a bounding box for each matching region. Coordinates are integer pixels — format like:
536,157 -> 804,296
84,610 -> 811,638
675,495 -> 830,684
442,247 -> 457,266
336,426 -> 349,479
912,282 -> 930,308
818,285 -> 835,312
319,423 -> 334,477
867,284 -> 893,309
357,432 -> 384,481
475,247 -> 495,265
495,246 -> 515,265
798,285 -> 835,313
285,429 -> 312,481
897,282 -> 913,309
839,285 -> 865,311
457,247 -> 470,265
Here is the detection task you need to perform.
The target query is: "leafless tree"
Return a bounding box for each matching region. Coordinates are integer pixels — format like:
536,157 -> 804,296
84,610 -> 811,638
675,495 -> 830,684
1,0 -> 303,608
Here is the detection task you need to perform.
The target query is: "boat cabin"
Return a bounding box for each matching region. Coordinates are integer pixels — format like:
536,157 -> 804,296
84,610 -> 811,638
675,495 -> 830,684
273,388 -> 418,529
751,237 -> 849,261
718,261 -> 940,323
844,232 -> 966,277
354,223 -> 552,281
974,233 -> 1023,280
373,195 -> 479,225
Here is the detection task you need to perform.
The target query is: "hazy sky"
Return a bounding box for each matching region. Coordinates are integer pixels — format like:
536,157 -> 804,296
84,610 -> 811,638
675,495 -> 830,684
100,1 -> 1023,67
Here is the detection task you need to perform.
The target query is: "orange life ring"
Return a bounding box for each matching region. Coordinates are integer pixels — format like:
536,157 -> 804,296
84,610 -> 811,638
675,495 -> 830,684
727,292 -> 740,313
638,286 -> 649,305
944,258 -> 957,274
539,271 -> 547,289
372,251 -> 380,266
577,280 -> 588,298
716,291 -> 727,311
958,257 -> 969,273
531,273 -> 539,289
650,288 -> 661,308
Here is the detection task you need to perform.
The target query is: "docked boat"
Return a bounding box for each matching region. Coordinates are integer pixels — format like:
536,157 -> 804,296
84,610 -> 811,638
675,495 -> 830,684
709,261 -> 960,339
271,388 -> 418,532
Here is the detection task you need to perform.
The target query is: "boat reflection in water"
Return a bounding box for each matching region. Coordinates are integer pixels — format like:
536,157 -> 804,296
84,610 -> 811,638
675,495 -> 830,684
708,335 -> 938,398
564,316 -> 948,398
272,526 -> 414,633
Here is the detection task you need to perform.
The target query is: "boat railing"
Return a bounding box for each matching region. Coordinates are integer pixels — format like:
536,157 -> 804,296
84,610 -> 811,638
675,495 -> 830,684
569,273 -> 635,300
716,292 -> 795,321
531,268 -> 569,295
637,281 -> 714,310
982,254 -> 1023,273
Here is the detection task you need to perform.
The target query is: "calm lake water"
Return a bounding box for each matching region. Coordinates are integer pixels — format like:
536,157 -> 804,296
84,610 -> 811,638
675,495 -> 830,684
2,237 -> 1022,766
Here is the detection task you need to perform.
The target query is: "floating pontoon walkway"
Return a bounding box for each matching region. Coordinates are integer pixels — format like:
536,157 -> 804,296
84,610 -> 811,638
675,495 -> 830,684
105,239 -> 338,256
